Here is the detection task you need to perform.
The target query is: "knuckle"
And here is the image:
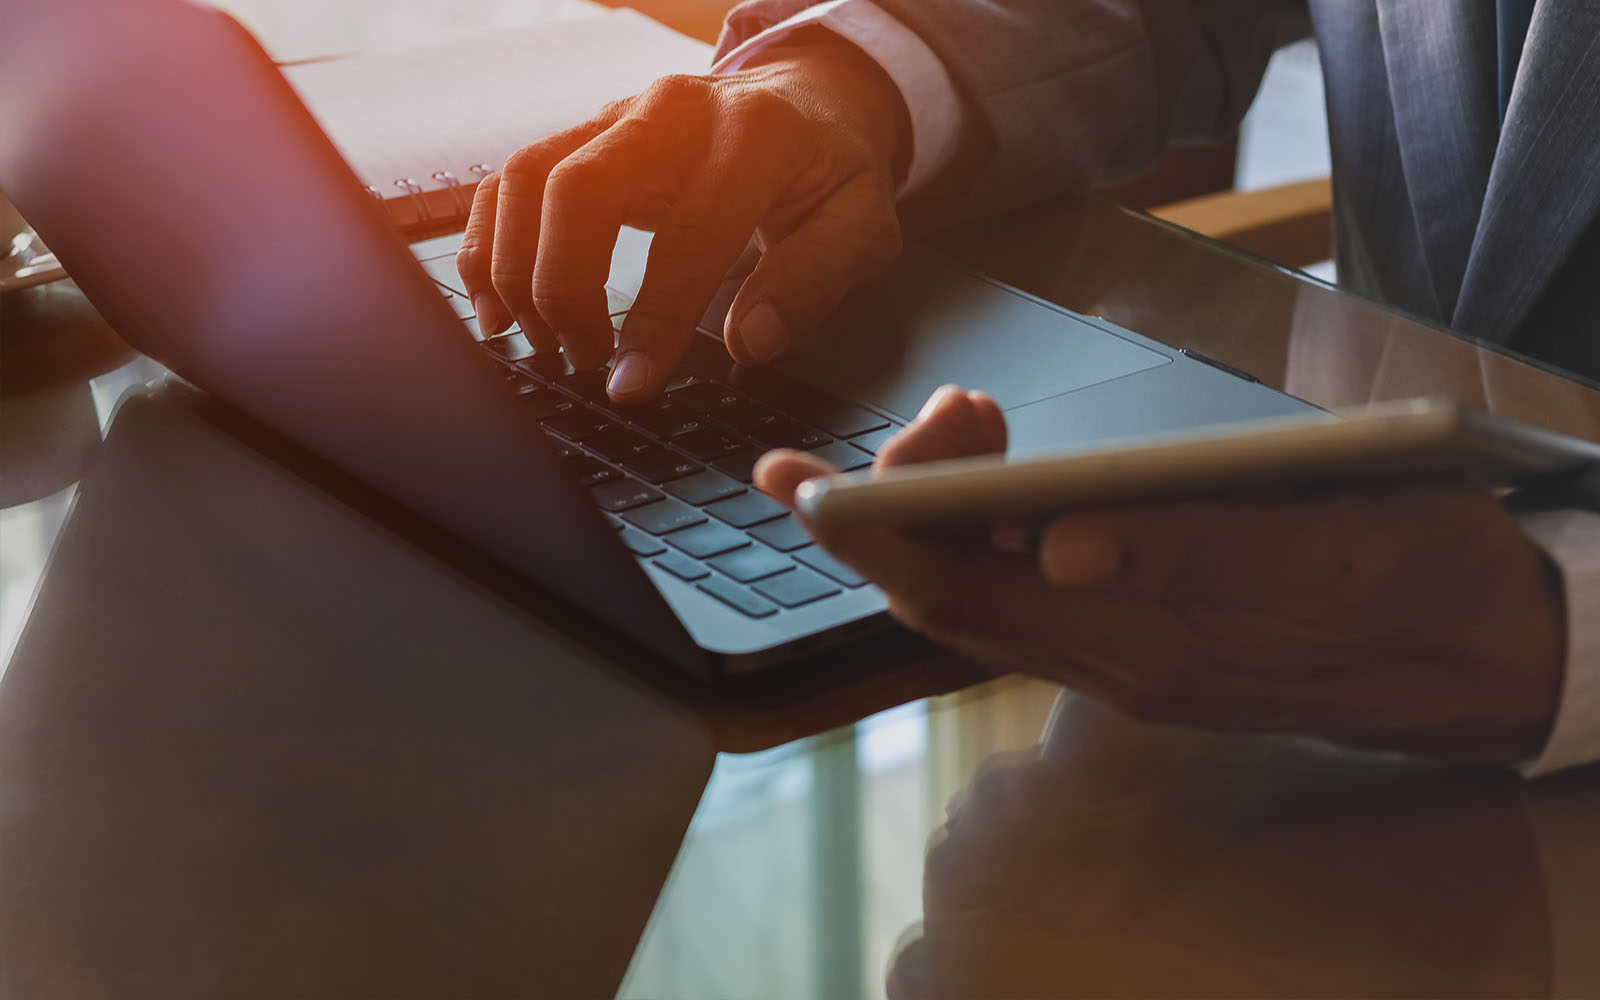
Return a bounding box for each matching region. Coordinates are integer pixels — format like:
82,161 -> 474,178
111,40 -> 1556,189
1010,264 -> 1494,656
543,151 -> 610,199
501,146 -> 547,179
529,281 -> 591,320
456,245 -> 487,280
645,72 -> 712,107
594,95 -> 633,124
721,85 -> 791,124
489,262 -> 529,299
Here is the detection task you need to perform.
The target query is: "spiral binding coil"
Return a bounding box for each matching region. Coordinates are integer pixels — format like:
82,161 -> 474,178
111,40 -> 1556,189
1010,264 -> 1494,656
430,170 -> 467,217
393,177 -> 431,224
362,164 -> 495,235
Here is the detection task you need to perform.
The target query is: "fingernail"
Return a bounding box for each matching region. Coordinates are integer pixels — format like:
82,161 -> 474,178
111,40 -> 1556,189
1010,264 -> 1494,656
1041,530 -> 1123,588
473,295 -> 506,336
916,384 -> 962,422
607,351 -> 651,397
736,302 -> 787,363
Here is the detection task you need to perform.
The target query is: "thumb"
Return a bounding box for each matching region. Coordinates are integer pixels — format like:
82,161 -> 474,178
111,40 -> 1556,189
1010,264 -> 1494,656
876,387 -> 1008,470
754,447 -> 957,599
724,176 -> 902,365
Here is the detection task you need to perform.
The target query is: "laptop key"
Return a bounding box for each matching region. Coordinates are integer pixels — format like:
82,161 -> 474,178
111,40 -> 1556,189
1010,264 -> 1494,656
681,334 -> 736,379
553,367 -> 613,402
517,351 -> 573,382
542,409 -> 615,442
440,287 -> 475,319
617,525 -> 668,556
663,469 -> 745,506
711,449 -> 763,483
708,546 -> 793,583
666,521 -> 751,559
762,386 -> 889,439
675,426 -> 748,460
420,254 -> 469,296
669,381 -> 744,413
803,439 -> 873,472
541,432 -> 584,461
589,478 -> 663,513
749,417 -> 830,450
713,395 -> 830,447
585,426 -> 658,462
482,333 -> 535,362
653,552 -> 710,582
627,403 -> 705,439
622,497 -> 707,535
605,285 -> 634,317
705,490 -> 788,528
569,456 -> 621,487
748,514 -> 812,552
662,371 -> 705,394
713,400 -> 785,437
623,450 -> 703,484
521,388 -> 575,421
753,566 -> 841,608
697,577 -> 779,618
794,545 -> 869,588
846,423 -> 902,454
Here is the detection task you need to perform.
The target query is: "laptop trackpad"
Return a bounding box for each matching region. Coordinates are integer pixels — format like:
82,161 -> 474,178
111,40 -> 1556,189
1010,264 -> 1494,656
761,250 -> 1169,420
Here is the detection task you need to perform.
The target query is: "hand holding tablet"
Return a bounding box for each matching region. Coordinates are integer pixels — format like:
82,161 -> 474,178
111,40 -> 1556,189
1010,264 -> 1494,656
795,398 -> 1600,529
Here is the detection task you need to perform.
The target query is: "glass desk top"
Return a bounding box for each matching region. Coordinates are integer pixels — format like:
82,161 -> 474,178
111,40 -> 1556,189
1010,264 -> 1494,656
7,2 -> 1600,988
7,189 -> 1600,998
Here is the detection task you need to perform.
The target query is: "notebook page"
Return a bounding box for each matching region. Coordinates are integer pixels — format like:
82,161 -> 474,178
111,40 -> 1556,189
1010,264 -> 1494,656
283,9 -> 711,208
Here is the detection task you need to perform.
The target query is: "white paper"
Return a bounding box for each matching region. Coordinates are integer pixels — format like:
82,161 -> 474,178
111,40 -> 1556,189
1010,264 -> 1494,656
283,9 -> 711,196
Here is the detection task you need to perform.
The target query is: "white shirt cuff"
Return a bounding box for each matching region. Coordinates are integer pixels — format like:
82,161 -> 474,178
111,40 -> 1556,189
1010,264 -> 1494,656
710,0 -> 965,197
1518,510 -> 1600,776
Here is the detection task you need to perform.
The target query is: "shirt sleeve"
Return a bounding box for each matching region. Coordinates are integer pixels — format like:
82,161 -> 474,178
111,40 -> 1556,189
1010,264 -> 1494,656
1518,510 -> 1600,776
710,0 -> 966,198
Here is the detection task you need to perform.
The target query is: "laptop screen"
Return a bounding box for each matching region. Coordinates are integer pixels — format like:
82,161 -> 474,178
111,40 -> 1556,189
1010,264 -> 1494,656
0,0 -> 700,669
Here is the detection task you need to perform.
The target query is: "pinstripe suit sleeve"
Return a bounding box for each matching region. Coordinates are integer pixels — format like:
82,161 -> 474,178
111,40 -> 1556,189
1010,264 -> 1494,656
716,0 -> 1311,229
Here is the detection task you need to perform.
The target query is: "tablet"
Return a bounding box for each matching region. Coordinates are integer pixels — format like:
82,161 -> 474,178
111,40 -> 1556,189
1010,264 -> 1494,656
795,398 -> 1600,529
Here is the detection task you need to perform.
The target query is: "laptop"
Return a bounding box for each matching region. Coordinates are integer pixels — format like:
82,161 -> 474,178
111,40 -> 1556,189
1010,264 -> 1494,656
0,0 -> 1314,674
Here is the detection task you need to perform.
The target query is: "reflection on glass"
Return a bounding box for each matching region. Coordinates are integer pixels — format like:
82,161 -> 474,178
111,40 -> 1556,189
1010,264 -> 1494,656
887,694 -> 1553,998
0,487 -> 75,678
622,680 -> 1061,999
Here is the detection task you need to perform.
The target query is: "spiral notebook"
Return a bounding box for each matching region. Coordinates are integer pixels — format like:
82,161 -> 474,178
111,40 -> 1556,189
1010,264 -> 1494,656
283,8 -> 712,239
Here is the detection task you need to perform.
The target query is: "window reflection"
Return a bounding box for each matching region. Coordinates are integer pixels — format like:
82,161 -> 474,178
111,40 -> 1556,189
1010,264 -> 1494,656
623,679 -> 1061,999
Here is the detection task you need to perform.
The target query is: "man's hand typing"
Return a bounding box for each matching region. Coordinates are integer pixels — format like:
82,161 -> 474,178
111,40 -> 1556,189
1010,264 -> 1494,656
457,36 -> 910,403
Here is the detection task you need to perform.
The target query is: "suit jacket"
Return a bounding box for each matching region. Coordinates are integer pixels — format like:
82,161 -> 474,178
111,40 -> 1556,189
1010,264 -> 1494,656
716,1 -> 1600,382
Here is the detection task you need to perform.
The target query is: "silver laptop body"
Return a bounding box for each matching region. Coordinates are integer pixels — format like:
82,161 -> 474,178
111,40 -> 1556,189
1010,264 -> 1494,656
0,0 -> 1313,674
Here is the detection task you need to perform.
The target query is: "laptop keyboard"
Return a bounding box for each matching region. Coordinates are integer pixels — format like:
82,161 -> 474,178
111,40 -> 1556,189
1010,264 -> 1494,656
430,267 -> 897,620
